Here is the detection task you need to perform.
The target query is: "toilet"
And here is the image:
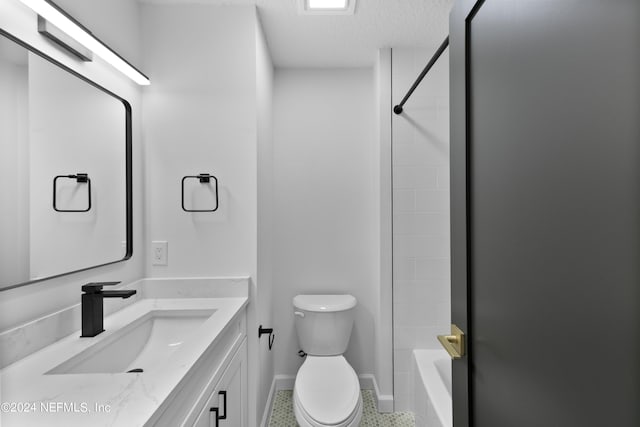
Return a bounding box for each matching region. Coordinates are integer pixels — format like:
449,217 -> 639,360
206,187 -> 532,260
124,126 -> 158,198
292,294 -> 362,427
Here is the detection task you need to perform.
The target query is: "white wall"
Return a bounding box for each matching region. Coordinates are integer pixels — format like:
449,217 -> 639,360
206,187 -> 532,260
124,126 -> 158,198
0,55 -> 29,286
141,4 -> 257,280
374,48 -> 394,410
0,0 -> 144,333
256,12 -> 275,425
271,68 -> 379,382
392,47 -> 451,411
53,0 -> 142,67
141,4 -> 274,424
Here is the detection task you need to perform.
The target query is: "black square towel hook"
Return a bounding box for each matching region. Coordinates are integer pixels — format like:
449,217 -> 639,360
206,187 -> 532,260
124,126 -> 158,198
181,173 -> 219,212
53,173 -> 91,212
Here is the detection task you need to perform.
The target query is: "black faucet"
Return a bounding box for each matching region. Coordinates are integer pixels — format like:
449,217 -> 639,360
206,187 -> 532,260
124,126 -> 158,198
81,282 -> 136,337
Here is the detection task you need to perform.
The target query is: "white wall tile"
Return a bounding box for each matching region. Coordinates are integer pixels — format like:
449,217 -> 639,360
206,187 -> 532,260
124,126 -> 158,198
393,189 -> 416,212
394,325 -> 415,349
394,235 -> 449,259
394,370 -> 411,406
393,280 -> 416,304
437,166 -> 450,190
414,327 -> 444,349
392,47 -> 451,412
414,258 -> 450,281
394,257 -> 416,281
395,280 -> 442,304
393,213 -> 450,236
393,165 -> 439,189
394,349 -> 413,369
436,301 -> 452,327
415,190 -> 450,213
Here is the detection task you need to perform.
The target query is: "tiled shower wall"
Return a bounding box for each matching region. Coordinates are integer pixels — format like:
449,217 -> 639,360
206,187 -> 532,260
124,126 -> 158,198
392,48 -> 451,411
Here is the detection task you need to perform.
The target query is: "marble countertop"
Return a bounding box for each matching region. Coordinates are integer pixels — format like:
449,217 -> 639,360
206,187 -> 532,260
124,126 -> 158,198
0,296 -> 248,427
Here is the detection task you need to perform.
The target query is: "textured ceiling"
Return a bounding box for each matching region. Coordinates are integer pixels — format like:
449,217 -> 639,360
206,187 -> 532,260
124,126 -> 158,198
140,0 -> 453,67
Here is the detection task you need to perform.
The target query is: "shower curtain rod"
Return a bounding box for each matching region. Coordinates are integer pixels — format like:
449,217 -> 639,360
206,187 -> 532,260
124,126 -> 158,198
393,36 -> 449,115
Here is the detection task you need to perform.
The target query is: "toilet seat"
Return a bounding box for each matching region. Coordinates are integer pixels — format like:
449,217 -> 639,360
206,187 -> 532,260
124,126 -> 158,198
294,394 -> 362,427
293,356 -> 362,427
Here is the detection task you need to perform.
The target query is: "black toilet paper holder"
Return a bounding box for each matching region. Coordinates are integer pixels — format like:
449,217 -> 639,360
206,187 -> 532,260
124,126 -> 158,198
258,325 -> 274,350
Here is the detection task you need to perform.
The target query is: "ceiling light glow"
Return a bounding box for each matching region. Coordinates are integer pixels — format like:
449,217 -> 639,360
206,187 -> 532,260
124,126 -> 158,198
308,0 -> 348,9
299,0 -> 355,15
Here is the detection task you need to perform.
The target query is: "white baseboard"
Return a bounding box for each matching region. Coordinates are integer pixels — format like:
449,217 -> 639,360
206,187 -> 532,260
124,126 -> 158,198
274,374 -> 296,391
358,374 -> 394,413
376,393 -> 394,413
259,377 -> 276,427
260,373 -> 394,425
260,375 -> 296,427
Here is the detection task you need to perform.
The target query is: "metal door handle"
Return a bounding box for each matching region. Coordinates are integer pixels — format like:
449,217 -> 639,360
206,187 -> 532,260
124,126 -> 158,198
437,324 -> 465,359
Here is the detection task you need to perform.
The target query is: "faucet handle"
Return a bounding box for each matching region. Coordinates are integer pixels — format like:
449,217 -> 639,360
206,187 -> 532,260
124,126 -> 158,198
81,281 -> 121,293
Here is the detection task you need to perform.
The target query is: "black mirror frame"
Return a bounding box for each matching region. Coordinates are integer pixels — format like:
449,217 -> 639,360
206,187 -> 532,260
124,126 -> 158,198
0,28 -> 133,292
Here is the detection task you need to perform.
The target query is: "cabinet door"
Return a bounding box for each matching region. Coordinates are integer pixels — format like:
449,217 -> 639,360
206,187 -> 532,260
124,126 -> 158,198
193,340 -> 247,427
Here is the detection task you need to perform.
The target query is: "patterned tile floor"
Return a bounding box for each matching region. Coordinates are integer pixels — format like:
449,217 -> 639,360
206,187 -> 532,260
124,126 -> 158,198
269,389 -> 415,427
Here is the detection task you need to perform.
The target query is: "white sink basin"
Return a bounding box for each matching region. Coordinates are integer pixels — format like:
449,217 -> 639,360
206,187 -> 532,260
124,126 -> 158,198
47,309 -> 215,375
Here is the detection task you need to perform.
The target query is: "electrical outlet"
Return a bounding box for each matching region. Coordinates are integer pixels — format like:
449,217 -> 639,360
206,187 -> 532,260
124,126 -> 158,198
152,241 -> 168,266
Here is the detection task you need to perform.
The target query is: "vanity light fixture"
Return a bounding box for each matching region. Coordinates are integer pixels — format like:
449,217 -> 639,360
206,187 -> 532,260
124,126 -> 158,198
18,0 -> 150,85
38,16 -> 92,62
298,0 -> 356,15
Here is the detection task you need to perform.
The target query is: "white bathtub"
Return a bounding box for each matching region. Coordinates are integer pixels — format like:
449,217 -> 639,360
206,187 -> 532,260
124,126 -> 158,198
411,349 -> 452,427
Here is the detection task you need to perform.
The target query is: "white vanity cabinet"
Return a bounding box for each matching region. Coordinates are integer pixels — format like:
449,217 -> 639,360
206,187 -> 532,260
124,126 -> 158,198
150,308 -> 248,427
192,339 -> 247,427
0,279 -> 250,427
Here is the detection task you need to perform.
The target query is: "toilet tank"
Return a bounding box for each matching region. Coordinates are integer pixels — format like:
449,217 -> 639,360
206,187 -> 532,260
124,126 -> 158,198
293,294 -> 357,356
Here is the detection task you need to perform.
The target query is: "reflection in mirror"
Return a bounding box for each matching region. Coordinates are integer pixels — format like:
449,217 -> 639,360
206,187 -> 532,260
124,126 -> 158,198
0,31 -> 131,291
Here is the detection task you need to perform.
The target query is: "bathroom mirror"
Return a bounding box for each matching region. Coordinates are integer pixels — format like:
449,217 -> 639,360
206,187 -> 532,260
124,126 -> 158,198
0,29 -> 132,292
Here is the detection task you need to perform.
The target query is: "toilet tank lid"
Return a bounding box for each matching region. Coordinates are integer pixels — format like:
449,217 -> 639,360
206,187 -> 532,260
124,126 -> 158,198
293,294 -> 357,312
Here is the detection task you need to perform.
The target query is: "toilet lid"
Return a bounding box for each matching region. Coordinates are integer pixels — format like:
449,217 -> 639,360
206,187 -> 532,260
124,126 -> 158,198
294,356 -> 360,425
